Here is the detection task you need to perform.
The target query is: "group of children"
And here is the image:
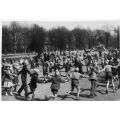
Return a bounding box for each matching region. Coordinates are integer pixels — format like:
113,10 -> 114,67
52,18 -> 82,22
2,48 -> 120,100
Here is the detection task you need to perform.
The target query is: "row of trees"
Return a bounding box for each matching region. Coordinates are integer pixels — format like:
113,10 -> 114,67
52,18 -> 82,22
2,22 -> 120,54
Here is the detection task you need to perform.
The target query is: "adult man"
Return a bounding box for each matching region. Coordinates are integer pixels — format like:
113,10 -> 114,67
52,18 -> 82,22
17,61 -> 31,99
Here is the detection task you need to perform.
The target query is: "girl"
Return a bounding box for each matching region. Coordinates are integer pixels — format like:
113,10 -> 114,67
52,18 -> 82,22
12,63 -> 20,93
27,69 -> 39,101
46,68 -> 68,100
3,64 -> 17,96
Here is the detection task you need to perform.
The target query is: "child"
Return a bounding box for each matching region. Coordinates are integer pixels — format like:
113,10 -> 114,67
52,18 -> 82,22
42,61 -> 50,83
67,67 -> 83,99
12,63 -> 20,93
88,64 -> 99,98
49,60 -> 54,73
27,69 -> 39,101
3,64 -> 17,96
46,68 -> 68,100
117,60 -> 120,88
84,52 -> 93,73
63,58 -> 72,78
101,60 -> 117,94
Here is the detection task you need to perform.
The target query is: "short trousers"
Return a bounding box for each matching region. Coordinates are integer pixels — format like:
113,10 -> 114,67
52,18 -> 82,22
71,80 -> 79,88
105,72 -> 112,81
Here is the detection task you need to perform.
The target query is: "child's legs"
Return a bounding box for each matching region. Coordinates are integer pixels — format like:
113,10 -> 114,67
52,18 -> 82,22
111,79 -> 115,91
4,88 -> 8,95
51,89 -> 58,99
31,90 -> 36,100
76,86 -> 81,97
67,71 -> 70,78
90,80 -> 94,95
13,85 -> 17,92
118,76 -> 120,88
66,71 -> 68,77
71,82 -> 75,92
106,80 -> 110,91
93,80 -> 96,95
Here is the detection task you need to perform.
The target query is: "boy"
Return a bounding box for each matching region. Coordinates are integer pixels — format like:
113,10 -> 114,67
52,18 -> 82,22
101,60 -> 117,94
67,67 -> 83,99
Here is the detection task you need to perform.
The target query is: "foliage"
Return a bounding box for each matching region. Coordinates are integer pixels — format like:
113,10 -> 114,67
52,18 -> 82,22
2,22 -> 120,54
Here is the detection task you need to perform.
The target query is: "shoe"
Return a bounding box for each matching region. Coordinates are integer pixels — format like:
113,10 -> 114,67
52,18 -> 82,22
26,98 -> 30,101
43,80 -> 46,83
67,91 -> 72,94
53,97 -> 56,101
5,92 -> 8,96
76,96 -> 80,100
90,95 -> 94,98
9,92 -> 13,96
30,98 -> 34,101
16,93 -> 21,96
80,88 -> 83,93
13,91 -> 17,94
94,93 -> 97,96
45,95 -> 48,101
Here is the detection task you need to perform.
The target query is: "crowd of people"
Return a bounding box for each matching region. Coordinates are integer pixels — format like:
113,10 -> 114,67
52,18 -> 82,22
2,44 -> 120,101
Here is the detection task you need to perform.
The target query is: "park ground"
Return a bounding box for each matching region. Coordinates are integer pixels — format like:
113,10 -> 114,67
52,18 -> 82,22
2,66 -> 120,101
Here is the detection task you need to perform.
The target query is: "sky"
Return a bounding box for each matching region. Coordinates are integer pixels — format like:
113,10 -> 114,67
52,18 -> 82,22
2,20 -> 120,30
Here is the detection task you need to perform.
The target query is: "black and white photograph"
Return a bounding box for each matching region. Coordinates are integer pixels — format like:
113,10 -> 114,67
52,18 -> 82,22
1,0 -> 120,120
2,21 -> 120,101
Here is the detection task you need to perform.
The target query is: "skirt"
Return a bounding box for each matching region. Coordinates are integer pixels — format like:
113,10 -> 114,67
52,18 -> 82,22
12,76 -> 18,85
3,81 -> 13,88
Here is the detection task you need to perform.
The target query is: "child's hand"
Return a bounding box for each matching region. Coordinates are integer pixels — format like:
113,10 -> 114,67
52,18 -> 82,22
65,79 -> 69,82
